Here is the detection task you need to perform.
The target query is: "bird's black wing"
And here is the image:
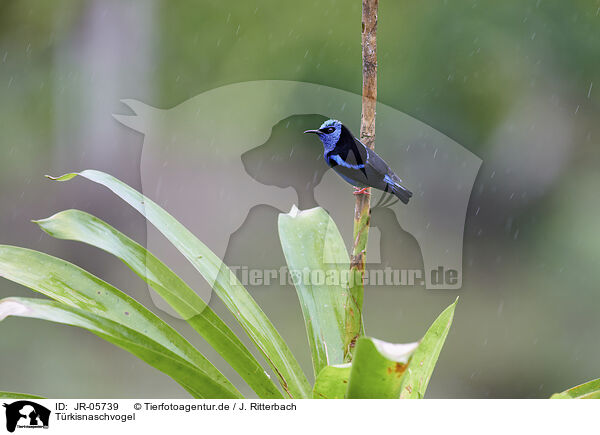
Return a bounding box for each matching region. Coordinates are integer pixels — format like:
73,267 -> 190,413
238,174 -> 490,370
355,137 -> 413,204
354,137 -> 389,189
327,129 -> 413,203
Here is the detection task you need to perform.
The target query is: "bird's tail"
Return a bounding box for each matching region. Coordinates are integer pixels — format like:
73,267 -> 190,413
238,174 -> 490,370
390,183 -> 413,204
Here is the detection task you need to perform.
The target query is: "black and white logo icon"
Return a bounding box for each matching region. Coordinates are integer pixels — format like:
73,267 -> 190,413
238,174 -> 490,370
3,401 -> 50,433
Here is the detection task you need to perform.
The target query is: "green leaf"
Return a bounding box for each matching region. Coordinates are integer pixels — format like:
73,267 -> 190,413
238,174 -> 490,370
0,392 -> 46,400
34,209 -> 282,399
0,245 -> 241,398
313,364 -> 351,399
278,206 -> 357,377
0,298 -> 238,398
48,170 -> 311,398
346,337 -> 418,398
399,298 -> 458,399
551,378 -> 600,399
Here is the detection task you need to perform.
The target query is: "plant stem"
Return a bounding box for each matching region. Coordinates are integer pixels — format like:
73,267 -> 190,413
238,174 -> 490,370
345,0 -> 378,360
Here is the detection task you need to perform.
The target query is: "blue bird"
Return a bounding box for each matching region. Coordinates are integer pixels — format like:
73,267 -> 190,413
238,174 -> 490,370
304,119 -> 413,204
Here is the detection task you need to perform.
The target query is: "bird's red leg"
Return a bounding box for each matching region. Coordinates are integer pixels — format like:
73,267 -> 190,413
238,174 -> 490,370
353,187 -> 370,195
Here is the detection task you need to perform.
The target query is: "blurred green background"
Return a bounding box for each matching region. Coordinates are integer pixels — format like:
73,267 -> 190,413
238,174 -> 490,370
1,0 -> 599,398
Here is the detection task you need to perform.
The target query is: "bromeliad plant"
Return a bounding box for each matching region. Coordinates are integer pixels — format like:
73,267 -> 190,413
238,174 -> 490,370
0,169 -> 457,399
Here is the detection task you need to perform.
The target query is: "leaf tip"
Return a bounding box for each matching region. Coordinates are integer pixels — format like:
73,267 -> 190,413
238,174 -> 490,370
371,338 -> 419,363
0,299 -> 31,321
45,173 -> 78,182
288,204 -> 300,217
31,213 -> 58,227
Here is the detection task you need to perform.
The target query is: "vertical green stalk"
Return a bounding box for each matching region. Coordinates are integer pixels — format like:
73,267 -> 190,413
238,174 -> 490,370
345,0 -> 378,360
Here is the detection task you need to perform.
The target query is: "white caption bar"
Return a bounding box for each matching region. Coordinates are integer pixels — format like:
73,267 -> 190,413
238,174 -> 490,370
0,399 -> 595,434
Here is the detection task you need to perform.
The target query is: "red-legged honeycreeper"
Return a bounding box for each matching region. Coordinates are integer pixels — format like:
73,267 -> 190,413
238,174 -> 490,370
304,119 -> 413,204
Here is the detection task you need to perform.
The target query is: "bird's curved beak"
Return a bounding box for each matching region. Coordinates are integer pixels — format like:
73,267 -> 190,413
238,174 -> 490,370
303,129 -> 320,134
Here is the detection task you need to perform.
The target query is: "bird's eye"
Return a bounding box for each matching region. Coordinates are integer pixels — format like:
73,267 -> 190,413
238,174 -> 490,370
325,127 -> 335,133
